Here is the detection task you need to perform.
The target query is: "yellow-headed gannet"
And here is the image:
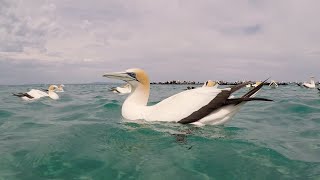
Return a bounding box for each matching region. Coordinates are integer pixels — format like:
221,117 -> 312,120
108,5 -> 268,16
252,81 -> 262,87
13,85 -> 59,100
302,76 -> 316,88
203,80 -> 219,88
110,83 -> 132,94
103,68 -> 272,126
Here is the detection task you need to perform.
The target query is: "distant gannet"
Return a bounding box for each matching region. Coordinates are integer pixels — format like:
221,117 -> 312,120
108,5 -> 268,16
13,85 -> 59,100
302,76 -> 316,89
56,84 -> 65,92
202,80 -> 218,88
110,83 -> 132,94
269,80 -> 278,88
103,68 -> 272,126
252,81 -> 262,87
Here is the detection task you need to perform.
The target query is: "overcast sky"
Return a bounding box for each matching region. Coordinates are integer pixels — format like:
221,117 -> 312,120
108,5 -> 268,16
0,0 -> 319,84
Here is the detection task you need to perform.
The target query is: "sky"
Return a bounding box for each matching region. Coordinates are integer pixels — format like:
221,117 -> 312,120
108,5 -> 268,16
0,0 -> 319,85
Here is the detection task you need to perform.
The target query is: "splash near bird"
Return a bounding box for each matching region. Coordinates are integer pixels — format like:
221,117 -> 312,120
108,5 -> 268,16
103,68 -> 272,126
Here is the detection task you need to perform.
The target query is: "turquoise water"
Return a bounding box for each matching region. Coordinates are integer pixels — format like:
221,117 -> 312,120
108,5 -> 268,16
0,84 -> 320,179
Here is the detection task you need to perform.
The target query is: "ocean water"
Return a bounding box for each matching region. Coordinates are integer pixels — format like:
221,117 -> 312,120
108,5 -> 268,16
0,84 -> 319,180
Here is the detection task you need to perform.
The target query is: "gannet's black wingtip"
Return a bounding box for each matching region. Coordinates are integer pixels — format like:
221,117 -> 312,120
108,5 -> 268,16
224,97 -> 273,105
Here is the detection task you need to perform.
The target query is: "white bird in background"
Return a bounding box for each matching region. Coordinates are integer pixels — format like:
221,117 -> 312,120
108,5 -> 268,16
269,80 -> 278,88
302,76 -> 316,89
56,84 -> 65,92
186,80 -> 218,90
13,85 -> 59,100
202,80 -> 219,88
103,68 -> 272,126
110,83 -> 132,94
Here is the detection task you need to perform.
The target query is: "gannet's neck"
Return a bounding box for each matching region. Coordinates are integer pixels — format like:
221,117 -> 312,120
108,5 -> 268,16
122,82 -> 150,120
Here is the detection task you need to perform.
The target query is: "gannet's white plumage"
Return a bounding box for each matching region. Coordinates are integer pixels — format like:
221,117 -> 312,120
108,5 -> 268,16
110,84 -> 132,94
103,68 -> 272,126
302,77 -> 316,89
13,85 -> 59,100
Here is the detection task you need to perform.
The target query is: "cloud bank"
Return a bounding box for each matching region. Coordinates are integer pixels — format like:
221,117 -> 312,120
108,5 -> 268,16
0,0 -> 319,84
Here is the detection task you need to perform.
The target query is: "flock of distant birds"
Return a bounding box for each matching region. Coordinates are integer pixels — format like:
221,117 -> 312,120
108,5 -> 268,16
13,70 -> 319,126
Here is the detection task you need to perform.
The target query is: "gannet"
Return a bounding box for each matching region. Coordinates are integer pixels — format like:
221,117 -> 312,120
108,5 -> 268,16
110,83 -> 132,94
269,80 -> 278,88
56,84 -> 65,92
252,81 -> 262,87
13,85 -> 59,100
103,68 -> 272,126
302,76 -> 316,88
202,80 -> 218,88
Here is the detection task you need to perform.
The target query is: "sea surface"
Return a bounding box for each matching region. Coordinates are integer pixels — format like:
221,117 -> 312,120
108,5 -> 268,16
0,84 -> 320,180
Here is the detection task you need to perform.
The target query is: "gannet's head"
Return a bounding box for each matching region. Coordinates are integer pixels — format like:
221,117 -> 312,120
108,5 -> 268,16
203,80 -> 217,87
103,68 -> 150,88
58,84 -> 65,88
48,85 -> 58,91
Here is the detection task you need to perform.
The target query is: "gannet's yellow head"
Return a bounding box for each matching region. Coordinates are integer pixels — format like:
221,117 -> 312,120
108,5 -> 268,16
203,80 -> 217,87
103,68 -> 150,88
48,85 -> 58,91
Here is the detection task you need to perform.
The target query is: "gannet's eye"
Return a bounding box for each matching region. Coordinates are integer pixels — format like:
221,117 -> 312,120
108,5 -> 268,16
127,72 -> 137,80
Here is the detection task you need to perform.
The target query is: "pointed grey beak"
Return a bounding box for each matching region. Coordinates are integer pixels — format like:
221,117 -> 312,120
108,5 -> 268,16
103,72 -> 136,81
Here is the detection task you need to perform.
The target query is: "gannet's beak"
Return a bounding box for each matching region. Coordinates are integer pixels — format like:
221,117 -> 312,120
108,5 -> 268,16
103,71 -> 137,82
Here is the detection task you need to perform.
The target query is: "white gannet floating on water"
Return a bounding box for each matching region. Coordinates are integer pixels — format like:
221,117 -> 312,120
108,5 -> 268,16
13,85 -> 59,100
103,68 -> 272,126
56,84 -> 65,92
110,83 -> 132,94
185,80 -> 218,90
202,80 -> 219,88
302,76 -> 316,89
252,81 -> 262,88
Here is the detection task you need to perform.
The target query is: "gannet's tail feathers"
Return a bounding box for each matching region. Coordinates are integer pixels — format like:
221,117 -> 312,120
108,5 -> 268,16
317,88 -> 320,91
12,93 -> 34,99
224,97 -> 273,105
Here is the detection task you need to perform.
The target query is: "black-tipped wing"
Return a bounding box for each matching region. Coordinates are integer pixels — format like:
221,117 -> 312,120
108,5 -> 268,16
178,90 -> 231,124
178,81 -> 271,124
224,97 -> 273,105
12,93 -> 34,99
